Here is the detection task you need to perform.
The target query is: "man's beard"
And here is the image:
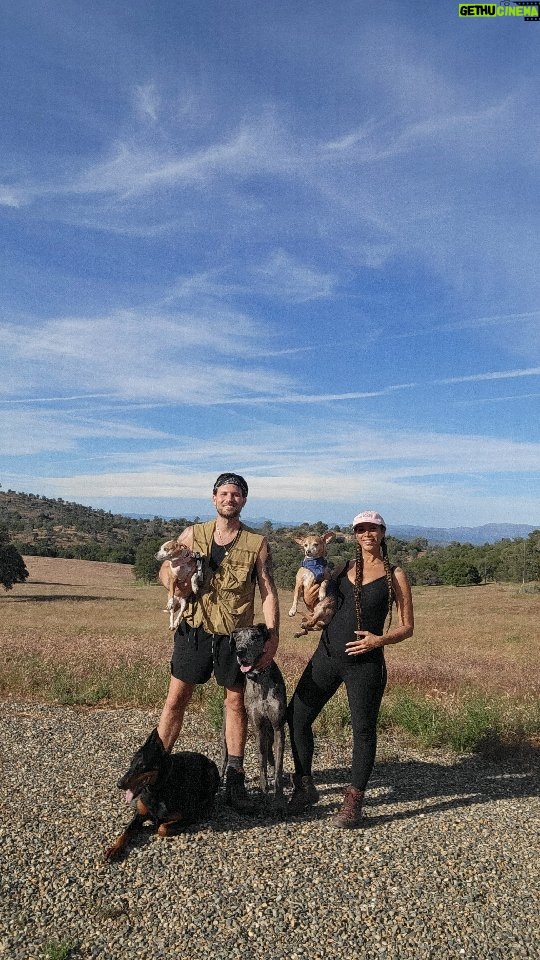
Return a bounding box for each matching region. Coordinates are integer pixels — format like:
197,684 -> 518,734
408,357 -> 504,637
216,504 -> 242,520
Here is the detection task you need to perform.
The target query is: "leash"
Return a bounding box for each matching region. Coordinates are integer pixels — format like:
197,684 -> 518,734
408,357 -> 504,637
194,552 -> 204,583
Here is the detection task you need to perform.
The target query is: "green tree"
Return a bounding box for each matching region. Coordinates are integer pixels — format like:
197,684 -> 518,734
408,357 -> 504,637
407,554 -> 443,586
440,558 -> 481,587
270,536 -> 303,589
134,537 -> 163,583
0,526 -> 29,590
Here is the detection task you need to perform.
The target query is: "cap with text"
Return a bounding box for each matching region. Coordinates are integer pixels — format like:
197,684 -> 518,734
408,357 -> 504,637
352,511 -> 386,530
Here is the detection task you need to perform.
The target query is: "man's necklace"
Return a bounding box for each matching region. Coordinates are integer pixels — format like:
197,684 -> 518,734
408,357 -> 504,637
214,526 -> 241,556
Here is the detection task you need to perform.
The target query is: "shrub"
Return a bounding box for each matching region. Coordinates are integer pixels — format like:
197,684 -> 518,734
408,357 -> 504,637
440,559 -> 482,586
0,536 -> 29,590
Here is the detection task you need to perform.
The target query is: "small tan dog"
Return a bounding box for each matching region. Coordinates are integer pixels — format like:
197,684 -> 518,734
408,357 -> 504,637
156,539 -> 203,630
288,532 -> 337,637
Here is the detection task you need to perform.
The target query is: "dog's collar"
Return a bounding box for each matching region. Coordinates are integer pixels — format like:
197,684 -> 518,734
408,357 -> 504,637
244,663 -> 272,680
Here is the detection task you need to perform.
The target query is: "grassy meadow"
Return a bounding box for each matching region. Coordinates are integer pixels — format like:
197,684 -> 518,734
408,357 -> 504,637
1,556 -> 538,754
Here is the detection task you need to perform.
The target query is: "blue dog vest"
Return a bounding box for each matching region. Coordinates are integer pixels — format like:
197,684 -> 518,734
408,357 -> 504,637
302,557 -> 328,583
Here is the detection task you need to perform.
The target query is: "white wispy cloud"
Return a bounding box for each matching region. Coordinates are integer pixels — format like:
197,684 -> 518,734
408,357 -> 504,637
3,403 -> 539,524
12,462 -> 538,528
5,410 -> 538,479
0,309 -> 293,403
250,250 -> 337,302
0,393 -> 115,405
166,254 -> 337,307
2,71 -> 536,313
0,410 -> 172,457
0,186 -> 27,208
320,99 -> 511,164
389,311 -> 540,340
134,82 -> 160,123
225,384 -> 417,404
70,113 -> 290,198
436,367 -> 540,385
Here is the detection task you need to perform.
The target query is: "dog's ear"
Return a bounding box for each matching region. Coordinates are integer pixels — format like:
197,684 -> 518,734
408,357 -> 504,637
323,531 -> 335,544
292,537 -> 306,547
256,623 -> 270,641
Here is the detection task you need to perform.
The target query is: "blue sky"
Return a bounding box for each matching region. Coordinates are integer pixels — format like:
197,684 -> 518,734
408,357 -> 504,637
1,0 -> 539,528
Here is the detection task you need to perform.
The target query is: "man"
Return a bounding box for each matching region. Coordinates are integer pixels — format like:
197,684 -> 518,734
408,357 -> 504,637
157,472 -> 279,813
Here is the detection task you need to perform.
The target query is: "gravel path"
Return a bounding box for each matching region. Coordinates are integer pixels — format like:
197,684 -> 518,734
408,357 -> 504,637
1,700 -> 538,960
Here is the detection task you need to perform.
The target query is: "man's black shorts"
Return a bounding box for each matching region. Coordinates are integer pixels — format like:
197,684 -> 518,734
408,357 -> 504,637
170,621 -> 243,688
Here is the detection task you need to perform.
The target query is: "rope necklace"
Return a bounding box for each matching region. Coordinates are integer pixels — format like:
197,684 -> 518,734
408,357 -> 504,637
213,524 -> 241,556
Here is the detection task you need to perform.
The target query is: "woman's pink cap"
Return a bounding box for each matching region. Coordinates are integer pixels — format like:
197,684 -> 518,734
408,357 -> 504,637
352,511 -> 386,530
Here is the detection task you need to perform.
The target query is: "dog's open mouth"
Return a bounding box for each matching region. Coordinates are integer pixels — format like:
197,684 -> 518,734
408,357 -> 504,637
237,654 -> 262,674
118,770 -> 157,802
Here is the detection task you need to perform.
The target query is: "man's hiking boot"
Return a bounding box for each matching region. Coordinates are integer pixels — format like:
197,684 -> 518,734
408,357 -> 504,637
224,767 -> 256,815
333,785 -> 364,828
287,774 -> 319,815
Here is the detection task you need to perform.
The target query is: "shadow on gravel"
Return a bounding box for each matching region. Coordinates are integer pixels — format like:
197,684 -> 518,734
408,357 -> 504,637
309,748 -> 540,827
103,748 -> 540,857
103,795 -> 292,859
216,749 -> 540,835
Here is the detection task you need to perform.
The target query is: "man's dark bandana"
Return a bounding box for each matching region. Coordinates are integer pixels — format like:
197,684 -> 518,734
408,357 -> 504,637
213,473 -> 249,497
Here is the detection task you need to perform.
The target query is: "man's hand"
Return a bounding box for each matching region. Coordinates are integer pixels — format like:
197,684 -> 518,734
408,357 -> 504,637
254,630 -> 279,671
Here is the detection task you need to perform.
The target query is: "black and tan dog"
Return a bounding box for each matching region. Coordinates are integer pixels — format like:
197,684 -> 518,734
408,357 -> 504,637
105,728 -> 220,861
223,624 -> 287,802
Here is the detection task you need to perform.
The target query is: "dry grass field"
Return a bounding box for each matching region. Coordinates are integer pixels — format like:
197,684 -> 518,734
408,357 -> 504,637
1,556 -> 538,750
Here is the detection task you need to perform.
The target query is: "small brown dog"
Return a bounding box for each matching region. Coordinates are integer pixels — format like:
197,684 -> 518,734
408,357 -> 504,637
156,538 -> 203,630
288,532 -> 337,637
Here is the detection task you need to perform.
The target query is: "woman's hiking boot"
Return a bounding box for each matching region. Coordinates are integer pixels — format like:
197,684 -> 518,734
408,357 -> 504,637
287,774 -> 319,815
224,767 -> 256,814
333,785 -> 364,828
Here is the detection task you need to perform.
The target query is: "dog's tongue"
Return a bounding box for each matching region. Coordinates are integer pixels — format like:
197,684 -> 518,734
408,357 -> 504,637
240,664 -> 253,674
125,789 -> 134,803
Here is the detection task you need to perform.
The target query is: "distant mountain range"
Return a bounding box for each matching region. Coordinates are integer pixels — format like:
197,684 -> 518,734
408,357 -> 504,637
388,523 -> 538,545
127,514 -> 538,545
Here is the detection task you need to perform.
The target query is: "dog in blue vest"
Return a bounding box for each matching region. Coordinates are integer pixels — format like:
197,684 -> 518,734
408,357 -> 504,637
288,532 -> 337,636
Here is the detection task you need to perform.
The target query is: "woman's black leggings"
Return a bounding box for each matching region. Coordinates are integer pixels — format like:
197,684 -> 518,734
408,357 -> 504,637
286,644 -> 387,791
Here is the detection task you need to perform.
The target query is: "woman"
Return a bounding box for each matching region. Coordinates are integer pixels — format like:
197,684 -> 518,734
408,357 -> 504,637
286,510 -> 414,827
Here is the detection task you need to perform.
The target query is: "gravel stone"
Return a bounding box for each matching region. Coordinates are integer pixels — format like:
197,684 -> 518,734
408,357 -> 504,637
0,700 -> 538,959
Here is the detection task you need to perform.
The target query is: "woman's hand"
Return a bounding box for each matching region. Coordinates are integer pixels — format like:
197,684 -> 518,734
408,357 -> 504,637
345,631 -> 383,655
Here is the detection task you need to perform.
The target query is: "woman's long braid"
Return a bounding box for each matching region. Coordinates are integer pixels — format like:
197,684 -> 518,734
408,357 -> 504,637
381,537 -> 394,631
354,535 -> 395,633
354,540 -> 364,631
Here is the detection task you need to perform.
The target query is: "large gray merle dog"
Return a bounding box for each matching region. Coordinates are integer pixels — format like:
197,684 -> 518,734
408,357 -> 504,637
224,624 -> 287,802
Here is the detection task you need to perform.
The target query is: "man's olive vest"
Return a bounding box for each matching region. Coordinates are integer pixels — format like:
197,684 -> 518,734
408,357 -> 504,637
185,520 -> 264,635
